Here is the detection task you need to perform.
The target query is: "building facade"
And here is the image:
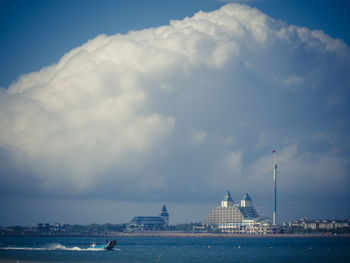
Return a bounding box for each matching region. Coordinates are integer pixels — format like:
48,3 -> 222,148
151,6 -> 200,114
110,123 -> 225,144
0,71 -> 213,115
288,219 -> 350,231
127,205 -> 169,231
203,191 -> 272,234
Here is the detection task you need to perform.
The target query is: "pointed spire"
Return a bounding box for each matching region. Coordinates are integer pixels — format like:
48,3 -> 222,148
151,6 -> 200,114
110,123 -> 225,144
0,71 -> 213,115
243,193 -> 252,201
240,193 -> 253,207
223,190 -> 234,202
159,204 -> 169,225
221,190 -> 234,207
159,204 -> 169,217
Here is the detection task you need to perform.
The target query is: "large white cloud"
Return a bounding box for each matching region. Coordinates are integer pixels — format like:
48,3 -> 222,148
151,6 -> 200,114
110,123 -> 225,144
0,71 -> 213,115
0,4 -> 349,200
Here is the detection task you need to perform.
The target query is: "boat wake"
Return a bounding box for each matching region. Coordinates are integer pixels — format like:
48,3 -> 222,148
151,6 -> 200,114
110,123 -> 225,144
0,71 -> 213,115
0,243 -> 107,251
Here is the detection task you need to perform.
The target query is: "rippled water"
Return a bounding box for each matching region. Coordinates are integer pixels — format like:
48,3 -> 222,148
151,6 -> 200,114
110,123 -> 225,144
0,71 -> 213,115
0,236 -> 349,262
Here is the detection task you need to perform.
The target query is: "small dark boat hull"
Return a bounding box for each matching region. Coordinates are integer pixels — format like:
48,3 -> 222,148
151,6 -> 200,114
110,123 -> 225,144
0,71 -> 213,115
105,240 -> 117,250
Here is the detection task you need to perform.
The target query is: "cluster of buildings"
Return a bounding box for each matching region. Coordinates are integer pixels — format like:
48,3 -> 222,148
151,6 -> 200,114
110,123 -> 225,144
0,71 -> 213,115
2,192 -> 349,236
201,191 -> 275,234
126,191 -> 350,235
285,218 -> 350,231
3,183 -> 348,236
126,191 -> 276,234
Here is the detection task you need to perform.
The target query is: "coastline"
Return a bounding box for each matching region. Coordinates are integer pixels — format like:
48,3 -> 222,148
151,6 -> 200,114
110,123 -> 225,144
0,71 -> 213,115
111,232 -> 350,238
1,231 -> 350,238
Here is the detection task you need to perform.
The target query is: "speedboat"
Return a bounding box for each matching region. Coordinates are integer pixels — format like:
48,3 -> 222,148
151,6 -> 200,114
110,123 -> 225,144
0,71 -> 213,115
89,240 -> 117,250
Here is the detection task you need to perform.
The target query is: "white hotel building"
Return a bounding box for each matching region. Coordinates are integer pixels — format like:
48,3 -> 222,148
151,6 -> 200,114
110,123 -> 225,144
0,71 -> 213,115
203,191 -> 274,234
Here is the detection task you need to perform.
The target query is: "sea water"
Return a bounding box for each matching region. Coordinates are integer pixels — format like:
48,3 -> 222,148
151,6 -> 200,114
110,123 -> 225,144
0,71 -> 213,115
0,236 -> 349,262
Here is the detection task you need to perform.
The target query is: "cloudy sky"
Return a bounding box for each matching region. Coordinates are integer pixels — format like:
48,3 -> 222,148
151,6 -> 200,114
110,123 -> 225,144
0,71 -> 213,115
0,0 -> 350,225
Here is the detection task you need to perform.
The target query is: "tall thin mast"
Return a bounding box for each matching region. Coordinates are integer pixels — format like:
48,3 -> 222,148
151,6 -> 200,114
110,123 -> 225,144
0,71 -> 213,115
272,150 -> 277,225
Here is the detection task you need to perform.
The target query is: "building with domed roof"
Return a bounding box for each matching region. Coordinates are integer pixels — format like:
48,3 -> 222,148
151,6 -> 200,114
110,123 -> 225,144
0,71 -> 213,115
203,191 -> 273,234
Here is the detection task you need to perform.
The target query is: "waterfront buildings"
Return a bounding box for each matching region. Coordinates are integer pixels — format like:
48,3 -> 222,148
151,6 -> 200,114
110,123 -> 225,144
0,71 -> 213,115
286,218 -> 350,231
127,205 -> 169,231
203,190 -> 274,234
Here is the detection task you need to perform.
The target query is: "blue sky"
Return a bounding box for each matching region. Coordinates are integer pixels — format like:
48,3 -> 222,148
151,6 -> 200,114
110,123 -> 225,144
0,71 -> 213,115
0,0 -> 350,225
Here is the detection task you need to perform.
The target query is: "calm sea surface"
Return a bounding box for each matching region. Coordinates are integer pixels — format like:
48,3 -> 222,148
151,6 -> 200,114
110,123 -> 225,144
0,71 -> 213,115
0,236 -> 349,263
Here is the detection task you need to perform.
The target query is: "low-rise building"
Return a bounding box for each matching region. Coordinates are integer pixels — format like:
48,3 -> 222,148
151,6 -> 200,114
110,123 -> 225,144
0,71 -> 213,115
127,205 -> 169,231
287,219 -> 350,231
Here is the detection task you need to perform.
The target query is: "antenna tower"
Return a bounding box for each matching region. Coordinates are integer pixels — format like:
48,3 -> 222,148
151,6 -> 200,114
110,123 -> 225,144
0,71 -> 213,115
272,150 -> 277,225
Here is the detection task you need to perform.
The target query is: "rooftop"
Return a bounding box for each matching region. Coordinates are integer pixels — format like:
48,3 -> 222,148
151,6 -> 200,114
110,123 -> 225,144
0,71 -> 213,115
222,190 -> 234,202
242,193 -> 252,201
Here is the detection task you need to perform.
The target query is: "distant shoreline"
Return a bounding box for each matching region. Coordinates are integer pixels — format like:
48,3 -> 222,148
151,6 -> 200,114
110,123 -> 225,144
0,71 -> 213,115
2,232 -> 349,238
112,232 -> 350,238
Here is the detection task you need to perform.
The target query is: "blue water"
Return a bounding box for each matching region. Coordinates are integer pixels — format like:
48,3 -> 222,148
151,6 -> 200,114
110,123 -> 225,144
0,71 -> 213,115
0,236 -> 349,262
